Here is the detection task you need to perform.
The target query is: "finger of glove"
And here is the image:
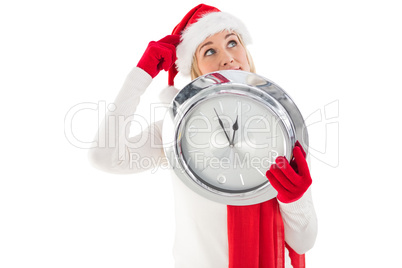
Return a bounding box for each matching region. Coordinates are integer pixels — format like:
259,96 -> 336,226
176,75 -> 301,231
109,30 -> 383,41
290,141 -> 306,172
159,47 -> 177,71
148,43 -> 176,71
157,34 -> 181,47
294,140 -> 306,158
293,146 -> 311,177
266,169 -> 290,196
274,156 -> 302,186
148,42 -> 176,58
269,163 -> 299,192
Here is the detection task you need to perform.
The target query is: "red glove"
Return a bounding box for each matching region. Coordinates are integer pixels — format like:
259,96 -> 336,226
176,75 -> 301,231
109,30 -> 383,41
266,141 -> 312,203
137,34 -> 181,78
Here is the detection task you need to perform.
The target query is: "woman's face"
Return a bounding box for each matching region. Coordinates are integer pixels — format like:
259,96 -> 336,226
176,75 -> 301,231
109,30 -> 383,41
195,30 -> 250,75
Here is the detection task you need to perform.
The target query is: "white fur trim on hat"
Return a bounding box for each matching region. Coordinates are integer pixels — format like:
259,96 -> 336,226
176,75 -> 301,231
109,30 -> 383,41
176,12 -> 252,76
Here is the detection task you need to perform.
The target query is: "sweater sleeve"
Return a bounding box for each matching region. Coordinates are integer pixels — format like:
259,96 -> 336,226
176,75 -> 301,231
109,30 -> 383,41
88,67 -> 166,174
278,187 -> 318,254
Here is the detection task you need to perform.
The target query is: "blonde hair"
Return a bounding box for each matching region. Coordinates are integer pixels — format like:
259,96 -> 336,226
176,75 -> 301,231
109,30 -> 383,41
190,32 -> 256,80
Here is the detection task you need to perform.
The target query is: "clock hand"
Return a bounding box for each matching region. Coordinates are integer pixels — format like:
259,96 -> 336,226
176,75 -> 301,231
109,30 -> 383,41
230,115 -> 238,147
214,108 -> 231,144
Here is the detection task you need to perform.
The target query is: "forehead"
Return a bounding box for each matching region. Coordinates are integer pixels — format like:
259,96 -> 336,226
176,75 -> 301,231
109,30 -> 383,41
200,30 -> 237,45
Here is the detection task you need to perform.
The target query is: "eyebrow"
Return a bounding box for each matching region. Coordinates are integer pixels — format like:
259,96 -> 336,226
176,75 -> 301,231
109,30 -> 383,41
198,41 -> 213,53
225,33 -> 236,39
198,33 -> 238,53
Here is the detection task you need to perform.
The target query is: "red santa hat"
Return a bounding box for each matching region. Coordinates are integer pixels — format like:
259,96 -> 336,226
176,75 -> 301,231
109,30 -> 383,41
168,4 -> 252,86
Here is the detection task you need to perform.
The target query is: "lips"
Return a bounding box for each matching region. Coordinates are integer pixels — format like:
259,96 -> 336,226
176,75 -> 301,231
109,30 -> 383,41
225,67 -> 241,71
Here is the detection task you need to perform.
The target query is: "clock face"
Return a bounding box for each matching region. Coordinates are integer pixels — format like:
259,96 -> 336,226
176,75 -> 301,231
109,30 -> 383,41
177,93 -> 287,193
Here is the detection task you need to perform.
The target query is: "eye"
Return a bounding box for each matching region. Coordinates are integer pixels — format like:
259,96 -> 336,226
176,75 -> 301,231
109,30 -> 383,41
228,40 -> 237,48
205,48 -> 216,56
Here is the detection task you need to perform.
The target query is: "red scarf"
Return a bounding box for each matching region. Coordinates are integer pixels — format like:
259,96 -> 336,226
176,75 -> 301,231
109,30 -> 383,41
227,198 -> 305,268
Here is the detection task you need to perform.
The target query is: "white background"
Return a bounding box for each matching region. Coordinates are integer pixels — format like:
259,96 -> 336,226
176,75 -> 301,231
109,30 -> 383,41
1,0 -> 401,267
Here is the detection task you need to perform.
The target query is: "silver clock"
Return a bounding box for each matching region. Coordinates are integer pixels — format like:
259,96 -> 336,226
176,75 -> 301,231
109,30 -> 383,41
163,70 -> 308,205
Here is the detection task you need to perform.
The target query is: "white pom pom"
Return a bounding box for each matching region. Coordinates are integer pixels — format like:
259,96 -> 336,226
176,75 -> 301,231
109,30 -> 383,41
159,85 -> 179,104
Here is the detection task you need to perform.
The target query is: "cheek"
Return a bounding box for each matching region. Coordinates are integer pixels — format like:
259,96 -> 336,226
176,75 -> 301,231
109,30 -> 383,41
237,49 -> 250,71
197,58 -> 217,75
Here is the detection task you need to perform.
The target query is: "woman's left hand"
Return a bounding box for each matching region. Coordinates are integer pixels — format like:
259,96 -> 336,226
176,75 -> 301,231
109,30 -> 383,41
266,141 -> 312,203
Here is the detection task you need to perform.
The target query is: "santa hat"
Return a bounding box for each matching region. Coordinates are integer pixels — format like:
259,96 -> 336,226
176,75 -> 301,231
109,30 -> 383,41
168,4 -> 252,86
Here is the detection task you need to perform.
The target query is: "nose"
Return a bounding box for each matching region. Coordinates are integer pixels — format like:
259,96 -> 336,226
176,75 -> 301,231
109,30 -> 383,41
220,51 -> 234,67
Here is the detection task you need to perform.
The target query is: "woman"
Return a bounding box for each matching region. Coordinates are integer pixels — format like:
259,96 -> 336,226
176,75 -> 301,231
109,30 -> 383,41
89,4 -> 317,268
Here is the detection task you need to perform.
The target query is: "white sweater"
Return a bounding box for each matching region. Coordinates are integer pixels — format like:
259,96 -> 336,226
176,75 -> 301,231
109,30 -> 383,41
88,67 -> 318,268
